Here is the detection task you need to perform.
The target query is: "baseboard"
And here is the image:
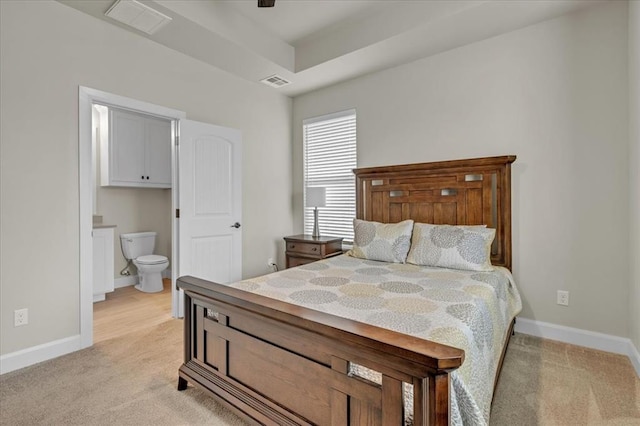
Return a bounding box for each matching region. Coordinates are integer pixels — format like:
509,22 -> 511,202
2,267 -> 176,374
2,317 -> 636,379
629,340 -> 640,377
0,335 -> 81,375
114,269 -> 171,289
114,275 -> 137,288
515,317 -> 640,377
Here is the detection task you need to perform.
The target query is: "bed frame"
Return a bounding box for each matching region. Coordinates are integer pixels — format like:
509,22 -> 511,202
177,155 -> 517,425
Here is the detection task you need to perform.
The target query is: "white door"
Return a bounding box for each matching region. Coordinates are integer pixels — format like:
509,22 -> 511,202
174,119 -> 242,317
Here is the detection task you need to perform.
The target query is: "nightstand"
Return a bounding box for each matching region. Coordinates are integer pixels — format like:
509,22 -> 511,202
284,235 -> 344,268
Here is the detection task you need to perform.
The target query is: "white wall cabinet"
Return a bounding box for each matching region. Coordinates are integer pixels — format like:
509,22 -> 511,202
101,108 -> 172,188
93,227 -> 115,302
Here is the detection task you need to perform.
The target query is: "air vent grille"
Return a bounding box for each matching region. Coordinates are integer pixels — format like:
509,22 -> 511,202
260,75 -> 291,88
105,0 -> 172,35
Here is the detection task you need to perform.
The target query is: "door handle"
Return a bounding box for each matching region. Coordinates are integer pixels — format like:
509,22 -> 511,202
231,222 -> 241,229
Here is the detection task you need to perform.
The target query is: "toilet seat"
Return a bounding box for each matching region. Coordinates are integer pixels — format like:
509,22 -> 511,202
136,254 -> 168,265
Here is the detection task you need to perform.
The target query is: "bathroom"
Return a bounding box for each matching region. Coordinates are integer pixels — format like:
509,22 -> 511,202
91,104 -> 173,339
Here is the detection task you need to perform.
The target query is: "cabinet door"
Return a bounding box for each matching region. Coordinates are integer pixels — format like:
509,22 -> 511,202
92,228 -> 114,302
145,116 -> 172,186
93,231 -> 107,301
109,109 -> 146,185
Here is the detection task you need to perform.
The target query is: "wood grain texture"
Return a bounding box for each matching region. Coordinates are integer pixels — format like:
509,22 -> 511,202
177,156 -> 517,425
177,278 -> 465,425
354,155 -> 516,270
93,279 -> 171,343
284,234 -> 343,268
429,374 -> 451,425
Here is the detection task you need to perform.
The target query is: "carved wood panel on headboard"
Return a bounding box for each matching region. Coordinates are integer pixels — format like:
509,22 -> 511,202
353,156 -> 516,270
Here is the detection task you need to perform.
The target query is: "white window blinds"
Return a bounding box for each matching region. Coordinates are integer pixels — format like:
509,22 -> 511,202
303,110 -> 357,242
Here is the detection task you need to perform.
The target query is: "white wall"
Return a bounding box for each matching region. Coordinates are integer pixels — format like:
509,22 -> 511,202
96,187 -> 172,278
294,2 -> 629,337
0,1 -> 293,355
629,1 -> 640,351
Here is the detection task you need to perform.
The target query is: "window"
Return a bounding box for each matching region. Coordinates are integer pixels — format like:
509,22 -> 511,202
303,109 -> 357,242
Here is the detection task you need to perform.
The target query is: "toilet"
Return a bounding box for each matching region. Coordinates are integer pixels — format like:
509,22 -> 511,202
120,232 -> 169,293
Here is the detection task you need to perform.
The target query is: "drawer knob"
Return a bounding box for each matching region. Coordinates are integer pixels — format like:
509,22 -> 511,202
291,244 -> 295,248
312,247 -> 317,251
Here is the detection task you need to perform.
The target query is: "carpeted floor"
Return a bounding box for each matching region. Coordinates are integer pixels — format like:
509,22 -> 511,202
493,333 -> 640,425
0,320 -> 245,426
0,319 -> 638,425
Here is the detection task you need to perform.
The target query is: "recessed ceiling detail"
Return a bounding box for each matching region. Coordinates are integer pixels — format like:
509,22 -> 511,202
60,0 -> 602,97
105,0 -> 172,35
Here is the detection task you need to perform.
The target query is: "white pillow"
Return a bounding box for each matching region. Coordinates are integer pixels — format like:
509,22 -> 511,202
347,219 -> 414,263
406,223 -> 495,271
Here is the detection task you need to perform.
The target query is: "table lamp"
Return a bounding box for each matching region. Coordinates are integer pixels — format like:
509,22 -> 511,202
306,187 -> 326,238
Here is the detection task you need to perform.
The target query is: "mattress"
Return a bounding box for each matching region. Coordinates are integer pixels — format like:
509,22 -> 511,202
229,254 -> 522,425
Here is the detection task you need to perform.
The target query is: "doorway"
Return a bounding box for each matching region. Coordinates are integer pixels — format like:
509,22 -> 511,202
79,86 -> 243,349
91,102 -> 175,341
79,86 -> 185,349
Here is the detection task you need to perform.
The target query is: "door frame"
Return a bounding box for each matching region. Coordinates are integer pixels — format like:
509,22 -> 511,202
78,86 -> 186,348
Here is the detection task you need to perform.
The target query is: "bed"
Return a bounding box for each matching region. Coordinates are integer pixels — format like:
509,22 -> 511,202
177,155 -> 520,425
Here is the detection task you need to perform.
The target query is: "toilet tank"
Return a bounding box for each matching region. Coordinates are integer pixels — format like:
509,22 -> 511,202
120,232 -> 156,260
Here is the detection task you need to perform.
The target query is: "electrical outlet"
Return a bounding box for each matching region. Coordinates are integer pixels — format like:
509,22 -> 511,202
557,290 -> 569,306
266,257 -> 277,272
14,308 -> 28,326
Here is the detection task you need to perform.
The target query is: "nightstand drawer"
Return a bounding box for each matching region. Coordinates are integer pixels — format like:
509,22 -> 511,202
287,256 -> 316,268
284,235 -> 344,269
286,242 -> 323,256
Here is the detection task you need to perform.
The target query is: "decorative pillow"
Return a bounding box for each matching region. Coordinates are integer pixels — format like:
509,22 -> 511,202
347,219 -> 414,263
406,223 -> 495,271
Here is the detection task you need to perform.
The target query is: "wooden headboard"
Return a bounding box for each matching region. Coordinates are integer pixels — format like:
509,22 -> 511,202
354,155 -> 516,270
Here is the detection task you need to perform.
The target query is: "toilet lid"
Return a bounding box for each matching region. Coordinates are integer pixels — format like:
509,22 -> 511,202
136,255 -> 168,265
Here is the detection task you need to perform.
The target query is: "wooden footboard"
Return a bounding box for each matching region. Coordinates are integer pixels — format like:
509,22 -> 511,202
177,276 -> 465,426
175,156 -> 517,425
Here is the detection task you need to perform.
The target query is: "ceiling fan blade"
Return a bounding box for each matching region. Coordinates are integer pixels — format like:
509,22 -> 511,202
258,0 -> 275,7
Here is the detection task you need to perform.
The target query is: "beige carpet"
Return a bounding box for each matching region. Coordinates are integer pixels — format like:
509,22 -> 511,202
1,319 -> 638,425
0,320 -> 245,426
492,333 -> 640,425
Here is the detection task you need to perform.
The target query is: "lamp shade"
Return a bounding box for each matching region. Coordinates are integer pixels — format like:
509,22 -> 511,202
306,187 -> 326,208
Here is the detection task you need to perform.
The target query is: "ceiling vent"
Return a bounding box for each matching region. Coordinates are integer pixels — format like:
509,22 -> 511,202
105,0 -> 172,35
260,74 -> 291,88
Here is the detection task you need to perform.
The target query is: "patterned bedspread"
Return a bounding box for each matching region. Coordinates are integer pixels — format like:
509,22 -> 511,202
229,254 -> 522,425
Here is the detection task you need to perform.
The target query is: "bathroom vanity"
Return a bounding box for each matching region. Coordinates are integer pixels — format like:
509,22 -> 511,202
93,224 -> 115,302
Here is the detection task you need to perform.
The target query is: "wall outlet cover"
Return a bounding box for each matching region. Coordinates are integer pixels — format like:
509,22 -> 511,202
14,308 -> 28,326
557,290 -> 570,306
